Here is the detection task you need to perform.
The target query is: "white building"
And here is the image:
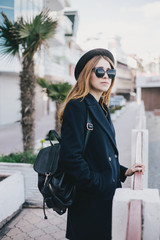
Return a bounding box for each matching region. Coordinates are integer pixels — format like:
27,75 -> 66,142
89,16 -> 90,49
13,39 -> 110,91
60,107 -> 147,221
0,0 -> 80,125
108,36 -> 137,100
136,75 -> 160,111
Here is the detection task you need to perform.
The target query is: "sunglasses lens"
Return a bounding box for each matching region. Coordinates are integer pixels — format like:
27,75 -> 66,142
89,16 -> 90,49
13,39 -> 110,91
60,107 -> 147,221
95,68 -> 105,78
107,69 -> 116,79
93,68 -> 116,79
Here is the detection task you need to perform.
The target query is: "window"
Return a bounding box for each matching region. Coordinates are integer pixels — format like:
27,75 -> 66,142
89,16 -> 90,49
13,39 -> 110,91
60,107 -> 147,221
0,0 -> 14,22
0,0 -> 14,8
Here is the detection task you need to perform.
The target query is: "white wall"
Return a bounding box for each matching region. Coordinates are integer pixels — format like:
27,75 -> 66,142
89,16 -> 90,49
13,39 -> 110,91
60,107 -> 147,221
0,73 -> 51,126
0,172 -> 25,227
136,75 -> 160,88
0,163 -> 43,205
0,73 -> 21,125
0,57 -> 21,73
112,188 -> 160,240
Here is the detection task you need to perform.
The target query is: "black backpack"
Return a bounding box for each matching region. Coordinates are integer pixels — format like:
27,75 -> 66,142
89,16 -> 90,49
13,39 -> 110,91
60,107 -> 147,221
33,110 -> 93,218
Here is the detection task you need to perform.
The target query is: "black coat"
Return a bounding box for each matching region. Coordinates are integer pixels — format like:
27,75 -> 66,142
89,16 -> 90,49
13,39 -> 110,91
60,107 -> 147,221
59,93 -> 127,240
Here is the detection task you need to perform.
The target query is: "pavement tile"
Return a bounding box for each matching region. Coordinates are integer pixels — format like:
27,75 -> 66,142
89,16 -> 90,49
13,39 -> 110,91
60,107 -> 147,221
33,209 -> 45,217
6,228 -> 22,237
48,216 -> 65,225
11,232 -> 29,240
0,237 -> 12,240
25,215 -> 41,224
33,220 -> 53,229
43,225 -> 60,234
51,230 -> 66,240
37,235 -> 55,240
57,222 -> 66,231
27,229 -> 46,238
17,223 -> 38,232
15,219 -> 29,228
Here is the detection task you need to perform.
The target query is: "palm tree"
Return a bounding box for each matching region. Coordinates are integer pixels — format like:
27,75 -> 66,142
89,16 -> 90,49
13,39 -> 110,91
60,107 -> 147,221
37,77 -> 72,134
0,11 -> 57,152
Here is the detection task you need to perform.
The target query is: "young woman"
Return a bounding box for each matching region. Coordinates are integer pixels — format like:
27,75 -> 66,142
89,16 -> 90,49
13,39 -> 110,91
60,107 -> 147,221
59,48 -> 145,240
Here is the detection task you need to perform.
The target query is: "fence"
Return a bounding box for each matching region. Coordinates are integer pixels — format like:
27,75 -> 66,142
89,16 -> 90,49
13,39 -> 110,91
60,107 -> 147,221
112,101 -> 160,240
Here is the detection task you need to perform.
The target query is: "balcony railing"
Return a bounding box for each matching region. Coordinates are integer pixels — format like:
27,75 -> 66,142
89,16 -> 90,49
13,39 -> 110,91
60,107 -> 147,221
44,0 -> 66,11
44,61 -> 65,80
0,57 -> 21,73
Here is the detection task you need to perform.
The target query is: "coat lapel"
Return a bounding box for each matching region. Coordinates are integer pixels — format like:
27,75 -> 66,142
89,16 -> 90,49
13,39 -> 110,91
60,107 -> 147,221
85,94 -> 118,151
103,104 -> 116,137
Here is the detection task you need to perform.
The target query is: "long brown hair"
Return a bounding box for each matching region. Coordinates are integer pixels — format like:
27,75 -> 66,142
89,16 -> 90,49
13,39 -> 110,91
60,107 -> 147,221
59,55 -> 115,123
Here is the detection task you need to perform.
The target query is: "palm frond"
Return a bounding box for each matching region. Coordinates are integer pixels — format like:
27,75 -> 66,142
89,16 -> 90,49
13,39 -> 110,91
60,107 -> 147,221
0,12 -> 22,58
48,82 -> 72,102
0,10 -> 57,60
20,10 -> 57,58
37,78 -> 72,102
37,77 -> 51,88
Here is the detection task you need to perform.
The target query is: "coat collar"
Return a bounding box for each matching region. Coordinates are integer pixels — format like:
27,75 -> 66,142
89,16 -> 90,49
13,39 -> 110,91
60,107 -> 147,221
84,93 -> 118,152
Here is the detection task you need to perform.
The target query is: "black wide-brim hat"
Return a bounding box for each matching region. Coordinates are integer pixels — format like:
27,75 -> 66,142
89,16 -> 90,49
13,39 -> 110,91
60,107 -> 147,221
74,48 -> 115,80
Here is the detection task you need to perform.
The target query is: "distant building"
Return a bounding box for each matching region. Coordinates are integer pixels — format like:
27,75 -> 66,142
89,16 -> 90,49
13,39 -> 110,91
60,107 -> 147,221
134,51 -> 160,111
112,61 -> 133,100
0,0 -> 80,126
137,75 -> 160,111
108,36 -> 137,100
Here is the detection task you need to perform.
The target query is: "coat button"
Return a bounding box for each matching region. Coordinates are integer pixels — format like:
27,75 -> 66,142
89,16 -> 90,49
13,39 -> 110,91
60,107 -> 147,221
115,154 -> 118,158
109,156 -> 112,161
112,178 -> 115,182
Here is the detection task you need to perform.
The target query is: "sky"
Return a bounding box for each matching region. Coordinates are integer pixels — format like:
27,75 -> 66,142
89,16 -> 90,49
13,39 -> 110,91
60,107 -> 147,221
69,0 -> 160,59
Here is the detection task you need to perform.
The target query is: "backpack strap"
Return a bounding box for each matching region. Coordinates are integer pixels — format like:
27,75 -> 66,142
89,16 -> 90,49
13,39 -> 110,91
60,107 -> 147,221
83,110 -> 93,153
49,110 -> 93,152
49,130 -> 61,145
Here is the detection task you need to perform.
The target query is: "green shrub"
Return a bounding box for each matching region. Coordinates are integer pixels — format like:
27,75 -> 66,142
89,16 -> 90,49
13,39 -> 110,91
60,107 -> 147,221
0,151 -> 36,164
115,106 -> 122,110
109,105 -> 123,114
45,131 -> 56,141
109,108 -> 116,114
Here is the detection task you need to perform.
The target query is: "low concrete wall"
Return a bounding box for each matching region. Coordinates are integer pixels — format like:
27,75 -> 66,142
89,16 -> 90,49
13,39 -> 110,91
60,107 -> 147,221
112,188 -> 160,240
0,172 -> 25,228
0,162 -> 42,205
131,129 -> 149,188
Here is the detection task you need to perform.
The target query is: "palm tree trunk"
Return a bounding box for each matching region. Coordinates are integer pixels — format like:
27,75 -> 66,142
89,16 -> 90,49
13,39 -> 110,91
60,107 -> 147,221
20,57 -> 36,152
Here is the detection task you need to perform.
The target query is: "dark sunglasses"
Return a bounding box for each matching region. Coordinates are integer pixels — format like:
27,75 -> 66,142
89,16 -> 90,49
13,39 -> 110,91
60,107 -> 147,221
92,67 -> 116,79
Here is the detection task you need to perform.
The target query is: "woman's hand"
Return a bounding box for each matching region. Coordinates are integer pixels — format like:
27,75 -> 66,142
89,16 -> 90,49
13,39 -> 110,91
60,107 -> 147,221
125,163 -> 145,177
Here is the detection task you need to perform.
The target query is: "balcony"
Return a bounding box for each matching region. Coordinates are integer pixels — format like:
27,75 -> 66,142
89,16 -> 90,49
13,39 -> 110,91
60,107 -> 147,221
0,57 -> 21,74
44,61 -> 65,81
50,15 -> 72,46
44,0 -> 67,11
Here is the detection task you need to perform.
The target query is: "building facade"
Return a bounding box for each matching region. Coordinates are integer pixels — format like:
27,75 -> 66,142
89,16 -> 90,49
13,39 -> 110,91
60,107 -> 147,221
137,75 -> 160,111
0,0 -> 80,125
108,36 -> 137,100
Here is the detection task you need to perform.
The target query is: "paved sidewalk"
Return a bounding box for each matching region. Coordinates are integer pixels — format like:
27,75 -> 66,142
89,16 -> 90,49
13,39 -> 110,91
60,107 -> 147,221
0,208 -> 67,240
0,102 -> 140,240
0,114 -> 55,155
114,102 -> 139,188
146,112 -> 160,193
